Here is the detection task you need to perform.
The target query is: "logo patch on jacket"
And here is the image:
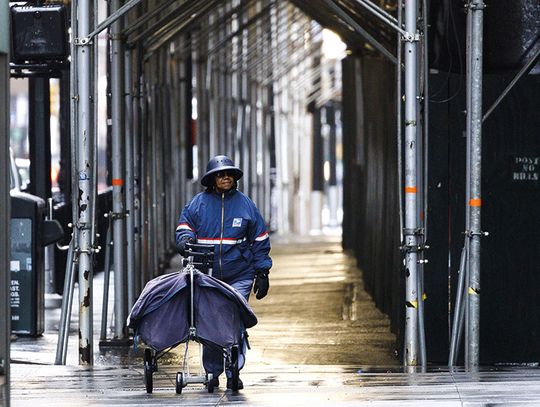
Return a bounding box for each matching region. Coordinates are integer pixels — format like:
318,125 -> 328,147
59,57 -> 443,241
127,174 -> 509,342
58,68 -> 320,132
232,218 -> 243,227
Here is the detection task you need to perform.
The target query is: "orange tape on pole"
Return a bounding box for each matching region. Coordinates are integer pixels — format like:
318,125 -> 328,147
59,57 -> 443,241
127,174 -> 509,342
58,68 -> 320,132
112,178 -> 124,186
405,186 -> 417,193
469,198 -> 482,207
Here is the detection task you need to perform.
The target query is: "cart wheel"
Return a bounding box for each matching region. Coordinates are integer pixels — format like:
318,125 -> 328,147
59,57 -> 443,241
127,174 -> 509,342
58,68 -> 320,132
230,346 -> 240,392
144,348 -> 153,394
206,373 -> 214,393
175,372 -> 183,394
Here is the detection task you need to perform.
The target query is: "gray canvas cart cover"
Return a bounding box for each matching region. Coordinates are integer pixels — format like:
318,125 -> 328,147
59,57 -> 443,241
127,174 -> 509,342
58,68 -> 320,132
127,270 -> 257,352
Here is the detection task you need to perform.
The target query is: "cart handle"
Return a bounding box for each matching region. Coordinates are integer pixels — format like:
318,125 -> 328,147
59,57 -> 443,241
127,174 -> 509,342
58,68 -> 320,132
188,261 -> 213,269
184,251 -> 215,259
184,242 -> 215,266
185,242 -> 214,253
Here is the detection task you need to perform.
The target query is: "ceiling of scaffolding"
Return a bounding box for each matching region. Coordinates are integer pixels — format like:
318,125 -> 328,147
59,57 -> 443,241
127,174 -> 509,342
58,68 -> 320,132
123,0 -> 396,53
114,0 -> 398,99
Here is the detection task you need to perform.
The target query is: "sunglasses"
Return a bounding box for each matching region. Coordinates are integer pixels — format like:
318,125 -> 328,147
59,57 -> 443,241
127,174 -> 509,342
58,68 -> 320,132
215,170 -> 234,178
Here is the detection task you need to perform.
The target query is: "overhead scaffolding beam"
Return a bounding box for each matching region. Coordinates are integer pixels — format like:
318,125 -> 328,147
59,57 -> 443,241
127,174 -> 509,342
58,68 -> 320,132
86,0 -> 142,40
225,5 -> 310,73
143,0 -> 222,55
125,0 -> 255,55
127,0 -> 201,47
483,46 -> 540,123
123,0 -> 179,38
352,0 -> 406,36
324,0 -> 397,64
206,2 -> 275,58
189,0 -> 259,53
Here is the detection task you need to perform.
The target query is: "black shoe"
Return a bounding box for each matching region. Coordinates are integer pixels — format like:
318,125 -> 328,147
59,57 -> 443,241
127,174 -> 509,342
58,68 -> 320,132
208,377 -> 220,388
226,377 -> 244,390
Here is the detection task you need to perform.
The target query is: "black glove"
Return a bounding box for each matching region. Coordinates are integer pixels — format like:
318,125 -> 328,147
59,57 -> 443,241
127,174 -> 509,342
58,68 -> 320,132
177,237 -> 195,256
253,269 -> 269,300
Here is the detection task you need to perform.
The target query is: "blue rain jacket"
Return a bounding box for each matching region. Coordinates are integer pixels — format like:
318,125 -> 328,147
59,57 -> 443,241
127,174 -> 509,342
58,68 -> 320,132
176,188 -> 272,283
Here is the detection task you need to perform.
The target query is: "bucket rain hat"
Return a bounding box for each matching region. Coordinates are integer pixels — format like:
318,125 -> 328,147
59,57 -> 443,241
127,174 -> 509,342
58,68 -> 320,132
201,155 -> 243,187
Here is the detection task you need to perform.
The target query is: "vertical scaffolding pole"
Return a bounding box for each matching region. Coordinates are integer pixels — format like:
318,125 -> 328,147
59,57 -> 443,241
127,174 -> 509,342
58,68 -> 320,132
28,78 -> 52,200
133,45 -> 142,292
148,59 -> 159,276
403,0 -> 420,366
139,60 -> 149,284
396,1 -> 404,253
55,241 -> 76,365
0,2 -> 11,400
183,37 -> 194,186
74,0 -> 95,365
466,0 -> 484,369
463,4 -> 473,365
416,0 -> 430,369
125,47 -> 136,309
111,0 -> 128,340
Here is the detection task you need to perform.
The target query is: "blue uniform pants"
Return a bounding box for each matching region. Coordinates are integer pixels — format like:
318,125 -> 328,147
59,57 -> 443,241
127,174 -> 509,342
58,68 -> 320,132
202,278 -> 253,379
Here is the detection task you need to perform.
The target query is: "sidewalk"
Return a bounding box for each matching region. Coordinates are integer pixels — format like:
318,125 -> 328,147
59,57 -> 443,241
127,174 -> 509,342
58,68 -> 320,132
8,235 -> 540,406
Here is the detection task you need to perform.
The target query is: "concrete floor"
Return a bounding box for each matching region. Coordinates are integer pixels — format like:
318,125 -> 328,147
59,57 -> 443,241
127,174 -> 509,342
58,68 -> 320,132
6,235 -> 540,405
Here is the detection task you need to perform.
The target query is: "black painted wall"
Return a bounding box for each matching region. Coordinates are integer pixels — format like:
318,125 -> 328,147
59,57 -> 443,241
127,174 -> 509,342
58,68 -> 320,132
342,54 -> 402,344
342,58 -> 540,364
426,71 -> 540,363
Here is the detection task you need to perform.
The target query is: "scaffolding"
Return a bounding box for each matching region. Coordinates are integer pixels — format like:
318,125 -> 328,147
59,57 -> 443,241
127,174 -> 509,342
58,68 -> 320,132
62,0 -> 491,368
1,1 -> 503,388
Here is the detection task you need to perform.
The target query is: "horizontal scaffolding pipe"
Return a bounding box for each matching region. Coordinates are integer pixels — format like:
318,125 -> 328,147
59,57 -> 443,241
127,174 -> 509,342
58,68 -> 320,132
185,0 -> 260,51
206,2 -> 275,57
483,47 -> 540,123
127,0 -> 203,47
324,0 -> 398,64
225,8 -> 314,75
238,23 -> 322,83
144,0 -> 221,55
87,0 -> 142,40
123,0 -> 179,37
158,0 -> 297,76
353,0 -> 406,36
130,0 -> 261,59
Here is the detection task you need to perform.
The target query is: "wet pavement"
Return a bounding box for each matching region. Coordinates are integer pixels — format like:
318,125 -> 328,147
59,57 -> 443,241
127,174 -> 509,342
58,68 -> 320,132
7,235 -> 540,405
